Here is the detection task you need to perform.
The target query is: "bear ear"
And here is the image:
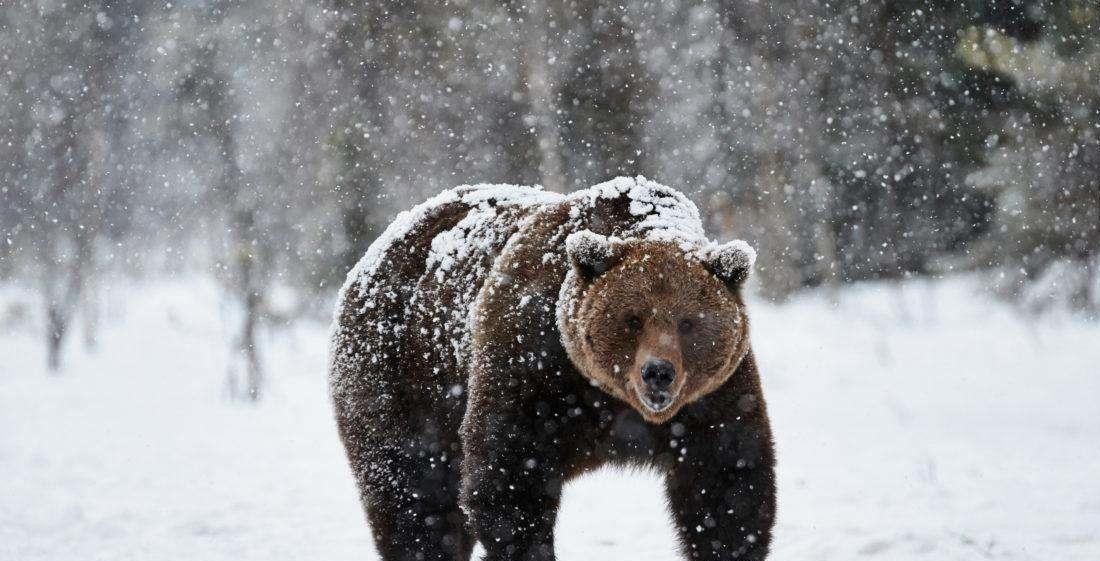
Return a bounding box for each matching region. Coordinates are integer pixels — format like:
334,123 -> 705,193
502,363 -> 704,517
704,239 -> 756,290
565,230 -> 623,281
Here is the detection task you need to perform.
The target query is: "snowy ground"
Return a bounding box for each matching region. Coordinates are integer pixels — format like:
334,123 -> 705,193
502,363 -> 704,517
2,277 -> 1098,561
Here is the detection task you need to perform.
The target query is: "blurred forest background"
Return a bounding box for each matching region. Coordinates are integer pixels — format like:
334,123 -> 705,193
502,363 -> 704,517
1,0 -> 1098,394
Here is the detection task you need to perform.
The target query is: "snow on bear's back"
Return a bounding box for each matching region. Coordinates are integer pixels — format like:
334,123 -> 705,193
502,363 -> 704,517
328,183 -> 564,389
339,176 -> 708,300
339,183 -> 563,301
574,176 -> 708,245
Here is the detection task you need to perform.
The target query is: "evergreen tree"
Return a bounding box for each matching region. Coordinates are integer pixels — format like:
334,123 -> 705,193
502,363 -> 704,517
962,1 -> 1100,311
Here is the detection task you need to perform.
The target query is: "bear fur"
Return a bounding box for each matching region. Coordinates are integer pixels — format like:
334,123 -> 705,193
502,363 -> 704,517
329,176 -> 775,561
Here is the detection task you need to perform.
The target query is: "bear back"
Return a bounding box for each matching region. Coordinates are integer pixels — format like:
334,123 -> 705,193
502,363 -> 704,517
329,177 -> 713,417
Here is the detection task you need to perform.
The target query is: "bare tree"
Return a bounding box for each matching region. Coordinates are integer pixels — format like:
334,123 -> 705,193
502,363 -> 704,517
30,0 -> 141,370
40,107 -> 90,371
560,3 -> 655,188
33,5 -> 95,372
513,0 -> 566,191
180,43 -> 265,401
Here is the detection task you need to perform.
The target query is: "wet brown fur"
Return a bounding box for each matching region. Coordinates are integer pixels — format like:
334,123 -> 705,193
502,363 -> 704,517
330,184 -> 776,561
559,241 -> 752,424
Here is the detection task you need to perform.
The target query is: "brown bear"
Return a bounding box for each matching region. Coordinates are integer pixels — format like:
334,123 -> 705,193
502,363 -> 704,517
329,176 -> 775,561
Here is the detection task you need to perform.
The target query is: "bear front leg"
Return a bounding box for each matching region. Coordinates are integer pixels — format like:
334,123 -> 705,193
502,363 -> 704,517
461,409 -> 566,561
665,419 -> 776,560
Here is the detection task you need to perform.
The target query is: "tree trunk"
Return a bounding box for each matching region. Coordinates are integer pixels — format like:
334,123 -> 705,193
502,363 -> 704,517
223,189 -> 265,403
1077,253 -> 1097,314
191,39 -> 267,402
754,147 -> 802,302
560,3 -> 654,186
235,218 -> 263,401
517,0 -> 565,191
814,217 -> 841,304
45,228 -> 92,372
42,108 -> 89,372
80,90 -> 109,353
81,275 -> 98,351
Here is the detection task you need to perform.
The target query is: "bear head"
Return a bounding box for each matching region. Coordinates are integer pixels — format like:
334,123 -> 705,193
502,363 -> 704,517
558,230 -> 755,424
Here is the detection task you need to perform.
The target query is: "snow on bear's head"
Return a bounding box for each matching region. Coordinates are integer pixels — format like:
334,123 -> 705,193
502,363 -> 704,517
558,230 -> 755,424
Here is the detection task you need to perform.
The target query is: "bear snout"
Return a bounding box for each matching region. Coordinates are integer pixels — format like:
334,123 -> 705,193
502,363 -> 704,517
641,358 -> 676,391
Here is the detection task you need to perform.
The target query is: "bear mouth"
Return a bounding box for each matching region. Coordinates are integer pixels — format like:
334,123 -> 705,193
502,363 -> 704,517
634,385 -> 676,413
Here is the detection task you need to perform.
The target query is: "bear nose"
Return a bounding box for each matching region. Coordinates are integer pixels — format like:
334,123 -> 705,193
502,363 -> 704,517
641,359 -> 676,391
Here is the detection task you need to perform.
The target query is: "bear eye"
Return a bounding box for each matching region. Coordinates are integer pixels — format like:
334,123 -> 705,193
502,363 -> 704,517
625,314 -> 643,331
678,318 -> 694,335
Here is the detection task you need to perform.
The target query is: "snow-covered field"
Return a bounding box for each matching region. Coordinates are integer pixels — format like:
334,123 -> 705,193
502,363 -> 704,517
2,277 -> 1098,561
